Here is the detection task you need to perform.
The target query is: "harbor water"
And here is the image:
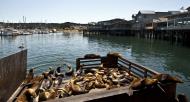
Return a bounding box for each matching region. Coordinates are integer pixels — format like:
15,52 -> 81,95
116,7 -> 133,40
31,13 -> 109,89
0,33 -> 190,98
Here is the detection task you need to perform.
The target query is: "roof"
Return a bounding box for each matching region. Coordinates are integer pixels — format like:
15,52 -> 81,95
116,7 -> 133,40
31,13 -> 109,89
186,6 -> 190,11
139,10 -> 155,14
163,11 -> 190,18
97,18 -> 127,25
168,11 -> 181,15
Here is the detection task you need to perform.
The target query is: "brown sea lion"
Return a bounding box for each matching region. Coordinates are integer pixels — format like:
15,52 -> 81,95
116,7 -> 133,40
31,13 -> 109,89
56,88 -> 70,98
70,78 -> 89,95
153,74 -> 183,84
85,73 -> 94,77
84,54 -> 100,59
130,77 -> 159,90
24,68 -> 35,83
85,81 -> 95,90
95,79 -> 106,88
129,78 -> 143,90
107,52 -> 122,57
39,89 -> 56,101
94,73 -> 106,88
16,88 -> 37,102
84,76 -> 96,82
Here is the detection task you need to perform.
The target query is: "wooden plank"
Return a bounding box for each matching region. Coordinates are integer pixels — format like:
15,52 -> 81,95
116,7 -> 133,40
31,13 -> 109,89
0,49 -> 27,102
81,63 -> 101,67
80,59 -> 101,63
131,64 -> 145,74
47,86 -> 132,102
7,82 -> 25,102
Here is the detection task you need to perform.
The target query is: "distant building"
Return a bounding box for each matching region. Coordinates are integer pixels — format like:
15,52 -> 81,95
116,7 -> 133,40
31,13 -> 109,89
155,10 -> 190,30
0,22 -> 4,29
131,10 -> 180,30
86,18 -> 131,32
186,6 -> 190,11
88,22 -> 97,25
97,18 -> 127,26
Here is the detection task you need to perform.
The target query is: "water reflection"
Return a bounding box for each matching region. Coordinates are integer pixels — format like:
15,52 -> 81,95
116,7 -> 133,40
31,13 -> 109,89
85,35 -> 190,78
0,33 -> 190,98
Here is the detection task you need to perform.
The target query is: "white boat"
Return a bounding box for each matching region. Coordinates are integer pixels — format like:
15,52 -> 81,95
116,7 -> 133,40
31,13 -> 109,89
41,30 -> 49,34
21,30 -> 32,35
2,28 -> 20,36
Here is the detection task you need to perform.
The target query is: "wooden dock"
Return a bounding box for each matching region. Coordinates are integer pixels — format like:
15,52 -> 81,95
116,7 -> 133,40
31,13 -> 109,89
0,50 -> 27,102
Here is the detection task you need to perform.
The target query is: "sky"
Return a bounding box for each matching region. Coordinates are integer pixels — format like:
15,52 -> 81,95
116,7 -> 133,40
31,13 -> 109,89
0,0 -> 190,23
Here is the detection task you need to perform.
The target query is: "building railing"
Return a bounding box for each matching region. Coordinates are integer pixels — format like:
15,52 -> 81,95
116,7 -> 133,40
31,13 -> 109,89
156,17 -> 190,30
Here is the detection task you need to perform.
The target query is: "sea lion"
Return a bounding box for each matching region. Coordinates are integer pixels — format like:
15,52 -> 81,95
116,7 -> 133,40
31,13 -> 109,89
95,79 -> 106,88
129,78 -> 144,90
24,68 -> 35,83
94,73 -> 106,88
142,78 -> 158,86
85,73 -> 94,77
55,67 -> 65,77
48,67 -> 54,74
56,88 -> 70,98
65,65 -> 74,76
107,52 -> 122,57
16,88 -> 37,102
84,54 -> 100,59
83,76 -> 96,82
53,75 -> 64,87
153,74 -> 183,84
97,71 -> 105,75
39,89 -> 56,101
70,78 -> 89,95
40,73 -> 53,90
130,78 -> 158,90
85,81 -> 95,90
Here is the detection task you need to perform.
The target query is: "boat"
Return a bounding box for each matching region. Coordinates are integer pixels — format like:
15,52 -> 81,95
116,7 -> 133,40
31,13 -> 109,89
21,30 -> 32,35
8,52 -> 185,102
1,28 -> 20,36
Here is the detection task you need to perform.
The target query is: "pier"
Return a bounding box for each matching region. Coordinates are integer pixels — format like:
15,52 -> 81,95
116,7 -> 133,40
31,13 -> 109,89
83,10 -> 190,46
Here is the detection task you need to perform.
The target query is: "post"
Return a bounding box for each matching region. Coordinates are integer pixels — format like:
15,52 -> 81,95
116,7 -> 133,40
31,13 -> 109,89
128,63 -> 131,75
144,70 -> 148,78
76,58 -> 80,70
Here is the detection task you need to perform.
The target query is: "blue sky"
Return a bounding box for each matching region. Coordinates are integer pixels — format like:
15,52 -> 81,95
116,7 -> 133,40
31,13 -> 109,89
0,0 -> 190,23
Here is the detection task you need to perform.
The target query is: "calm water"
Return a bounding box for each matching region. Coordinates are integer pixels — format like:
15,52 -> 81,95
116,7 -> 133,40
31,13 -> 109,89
0,33 -> 190,98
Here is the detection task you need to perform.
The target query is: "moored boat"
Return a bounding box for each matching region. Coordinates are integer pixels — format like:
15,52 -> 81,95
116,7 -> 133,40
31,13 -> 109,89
1,28 -> 20,36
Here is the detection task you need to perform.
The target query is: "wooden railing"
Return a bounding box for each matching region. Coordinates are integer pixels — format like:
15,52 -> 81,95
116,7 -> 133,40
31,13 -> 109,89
76,57 -> 102,70
117,56 -> 159,78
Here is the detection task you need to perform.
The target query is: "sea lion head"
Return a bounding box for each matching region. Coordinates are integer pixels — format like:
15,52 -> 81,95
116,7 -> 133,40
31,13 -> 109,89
56,67 -> 61,73
25,88 -> 37,101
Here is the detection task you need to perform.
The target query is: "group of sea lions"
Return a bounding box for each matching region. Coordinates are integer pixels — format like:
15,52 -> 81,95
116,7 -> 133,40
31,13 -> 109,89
129,73 -> 183,96
15,65 -> 183,102
16,65 -> 74,102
